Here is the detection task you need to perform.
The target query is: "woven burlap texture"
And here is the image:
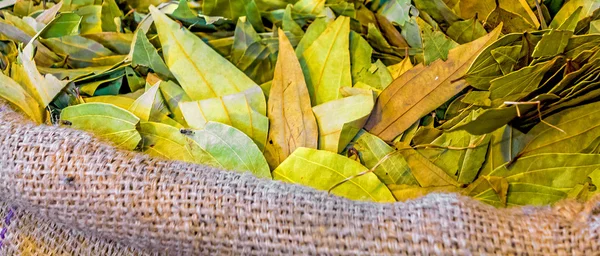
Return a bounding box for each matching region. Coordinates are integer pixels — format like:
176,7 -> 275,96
0,102 -> 598,255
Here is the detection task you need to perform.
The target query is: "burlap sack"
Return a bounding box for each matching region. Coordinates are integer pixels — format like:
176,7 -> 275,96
0,101 -> 598,256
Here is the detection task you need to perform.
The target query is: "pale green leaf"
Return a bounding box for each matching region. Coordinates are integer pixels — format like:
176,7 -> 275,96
179,86 -> 269,151
313,93 -> 374,153
60,103 -> 141,150
184,122 -> 271,179
353,130 -> 417,185
273,147 -> 396,202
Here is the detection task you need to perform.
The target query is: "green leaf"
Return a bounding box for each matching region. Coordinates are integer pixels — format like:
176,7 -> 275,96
184,122 -> 271,179
60,103 -> 141,150
420,21 -> 459,65
465,33 -> 523,90
490,45 -> 522,75
413,0 -> 460,25
300,16 -> 351,106
488,57 -> 558,105
353,131 -> 417,185
273,147 -> 396,202
396,146 -> 462,187
365,26 -> 502,141
101,0 -> 123,32
553,6 -> 583,31
377,0 -> 412,27
40,35 -> 117,68
202,0 -> 248,20
282,4 -> 304,36
293,0 -> 324,15
485,6 -> 535,34
479,125 -> 528,176
39,13 -> 81,39
349,31 -> 393,90
245,0 -> 265,33
550,0 -> 600,28
128,29 -> 174,81
489,153 -> 600,205
179,87 -> 269,151
230,17 -> 276,85
446,17 -> 487,44
0,71 -> 44,123
313,93 -> 374,153
518,101 -> 600,157
150,6 -> 265,108
264,31 -> 318,169
532,30 -> 573,58
418,129 -> 490,184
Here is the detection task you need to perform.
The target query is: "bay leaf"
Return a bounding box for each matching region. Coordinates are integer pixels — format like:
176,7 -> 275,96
273,147 -> 396,202
479,125 -> 528,176
420,21 -> 458,65
101,0 -> 123,32
313,93 -> 374,153
35,1 -> 63,24
485,6 -> 535,34
38,13 -> 81,39
295,17 -> 327,58
201,0 -> 247,21
73,5 -> 103,34
549,0 -> 600,28
11,44 -> 66,107
465,33 -> 523,90
0,71 -> 44,123
83,32 -> 133,55
150,5 -> 265,109
377,0 -> 412,27
293,0 -> 324,15
365,26 -> 502,141
184,122 -> 271,179
300,16 -> 351,106
489,153 -> 600,204
158,80 -> 190,126
387,56 -> 413,79
353,130 -> 417,185
489,57 -> 558,105
282,4 -> 304,36
264,30 -> 318,169
518,101 -> 600,157
389,184 -> 461,201
397,146 -> 461,187
84,95 -> 135,109
446,17 -> 487,44
128,29 -> 174,81
418,129 -> 490,184
60,102 -> 141,150
531,30 -> 573,57
139,121 -> 219,166
128,82 -> 171,122
491,45 -> 522,75
349,31 -> 393,90
179,86 -> 269,151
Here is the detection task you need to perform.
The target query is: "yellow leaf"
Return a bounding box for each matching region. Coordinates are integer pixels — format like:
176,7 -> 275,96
264,30 -> 319,169
365,25 -> 502,141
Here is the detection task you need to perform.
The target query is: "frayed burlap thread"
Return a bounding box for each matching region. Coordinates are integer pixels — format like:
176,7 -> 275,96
0,101 -> 598,255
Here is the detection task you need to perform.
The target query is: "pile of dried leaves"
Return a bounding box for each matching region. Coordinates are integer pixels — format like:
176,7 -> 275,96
0,0 -> 599,207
